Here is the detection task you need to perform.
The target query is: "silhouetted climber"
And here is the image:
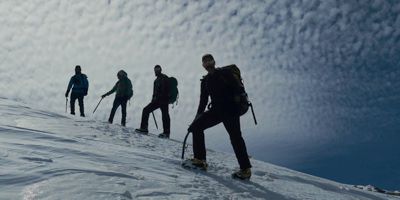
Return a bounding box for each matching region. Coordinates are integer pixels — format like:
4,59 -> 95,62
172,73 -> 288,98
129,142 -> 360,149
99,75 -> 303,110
65,65 -> 89,117
102,70 -> 133,127
182,54 -> 252,180
135,65 -> 171,138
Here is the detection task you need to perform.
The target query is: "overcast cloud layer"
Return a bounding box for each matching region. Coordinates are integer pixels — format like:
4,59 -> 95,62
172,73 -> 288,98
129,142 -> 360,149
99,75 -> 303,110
1,0 -> 399,189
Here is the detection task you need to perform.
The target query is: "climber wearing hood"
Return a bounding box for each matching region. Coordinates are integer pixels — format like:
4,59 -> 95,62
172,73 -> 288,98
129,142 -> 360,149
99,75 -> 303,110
65,65 -> 89,117
102,70 -> 133,126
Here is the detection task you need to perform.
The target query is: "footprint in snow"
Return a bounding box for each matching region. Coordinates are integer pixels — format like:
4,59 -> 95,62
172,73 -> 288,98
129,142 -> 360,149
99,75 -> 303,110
20,157 -> 53,163
253,170 -> 276,182
121,191 -> 133,199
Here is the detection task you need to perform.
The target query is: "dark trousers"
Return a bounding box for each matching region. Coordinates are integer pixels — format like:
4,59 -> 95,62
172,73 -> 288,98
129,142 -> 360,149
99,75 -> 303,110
109,97 -> 128,126
140,102 -> 170,135
189,109 -> 252,169
70,92 -> 84,116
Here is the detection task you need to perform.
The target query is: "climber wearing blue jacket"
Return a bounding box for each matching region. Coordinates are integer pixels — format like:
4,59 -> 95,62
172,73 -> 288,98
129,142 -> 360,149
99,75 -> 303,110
65,65 -> 89,117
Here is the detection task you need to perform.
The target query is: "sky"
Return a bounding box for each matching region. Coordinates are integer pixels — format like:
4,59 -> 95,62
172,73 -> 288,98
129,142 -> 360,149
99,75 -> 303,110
0,0 -> 399,189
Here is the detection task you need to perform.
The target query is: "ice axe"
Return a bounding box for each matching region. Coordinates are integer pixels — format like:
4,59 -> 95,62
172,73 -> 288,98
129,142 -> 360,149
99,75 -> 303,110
152,112 -> 158,129
93,97 -> 104,114
181,131 -> 191,160
181,114 -> 200,160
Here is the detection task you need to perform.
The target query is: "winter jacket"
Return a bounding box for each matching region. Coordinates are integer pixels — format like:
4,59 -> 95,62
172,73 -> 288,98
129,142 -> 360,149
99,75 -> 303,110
152,73 -> 170,104
104,76 -> 133,98
67,73 -> 89,95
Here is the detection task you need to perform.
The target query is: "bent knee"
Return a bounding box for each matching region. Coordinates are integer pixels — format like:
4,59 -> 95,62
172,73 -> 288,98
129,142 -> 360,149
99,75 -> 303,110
143,107 -> 150,113
229,133 -> 244,141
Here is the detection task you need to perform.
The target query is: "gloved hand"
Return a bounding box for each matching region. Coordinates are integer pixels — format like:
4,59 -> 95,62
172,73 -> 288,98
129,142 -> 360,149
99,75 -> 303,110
101,94 -> 107,98
65,92 -> 69,98
194,113 -> 201,121
187,124 -> 193,133
188,113 -> 202,132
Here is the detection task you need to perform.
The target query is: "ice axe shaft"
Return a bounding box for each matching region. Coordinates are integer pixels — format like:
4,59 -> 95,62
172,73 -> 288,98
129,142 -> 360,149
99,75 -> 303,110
93,97 -> 104,114
181,131 -> 191,160
65,97 -> 68,113
152,112 -> 158,129
249,102 -> 258,125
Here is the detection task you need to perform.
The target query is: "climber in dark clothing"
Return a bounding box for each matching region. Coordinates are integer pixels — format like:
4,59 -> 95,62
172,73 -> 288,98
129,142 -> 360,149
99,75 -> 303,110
102,70 -> 133,127
184,54 -> 252,179
65,65 -> 89,117
135,65 -> 171,138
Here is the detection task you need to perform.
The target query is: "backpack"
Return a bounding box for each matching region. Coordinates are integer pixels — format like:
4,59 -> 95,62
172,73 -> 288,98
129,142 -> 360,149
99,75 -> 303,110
219,64 -> 250,116
74,74 -> 89,96
168,77 -> 179,105
127,86 -> 133,100
124,78 -> 134,100
82,76 -> 89,96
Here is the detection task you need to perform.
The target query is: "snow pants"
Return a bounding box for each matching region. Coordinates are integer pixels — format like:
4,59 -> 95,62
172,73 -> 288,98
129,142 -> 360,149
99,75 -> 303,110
189,109 -> 252,169
70,92 -> 85,116
108,96 -> 129,126
140,101 -> 170,135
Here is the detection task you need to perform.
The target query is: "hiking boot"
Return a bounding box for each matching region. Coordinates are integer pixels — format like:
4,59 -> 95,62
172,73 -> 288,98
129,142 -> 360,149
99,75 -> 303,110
182,158 -> 208,171
158,133 -> 169,139
71,112 -> 75,115
232,168 -> 251,180
80,114 -> 85,117
135,128 -> 148,134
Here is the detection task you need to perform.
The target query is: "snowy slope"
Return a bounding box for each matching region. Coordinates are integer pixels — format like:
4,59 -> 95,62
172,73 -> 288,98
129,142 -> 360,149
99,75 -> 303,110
0,98 -> 397,200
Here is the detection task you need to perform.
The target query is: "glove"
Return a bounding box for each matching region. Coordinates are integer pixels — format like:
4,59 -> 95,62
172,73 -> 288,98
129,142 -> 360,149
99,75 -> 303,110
194,113 -> 201,121
65,92 -> 69,98
188,114 -> 202,132
101,94 -> 106,98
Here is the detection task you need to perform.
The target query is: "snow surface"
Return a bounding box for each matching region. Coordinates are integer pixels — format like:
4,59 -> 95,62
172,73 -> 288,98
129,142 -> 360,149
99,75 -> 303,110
0,98 -> 397,200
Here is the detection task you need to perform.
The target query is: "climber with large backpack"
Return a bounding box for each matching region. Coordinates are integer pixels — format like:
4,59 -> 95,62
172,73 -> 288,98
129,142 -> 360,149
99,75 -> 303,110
135,65 -> 174,139
65,65 -> 89,117
101,70 -> 133,127
182,54 -> 253,180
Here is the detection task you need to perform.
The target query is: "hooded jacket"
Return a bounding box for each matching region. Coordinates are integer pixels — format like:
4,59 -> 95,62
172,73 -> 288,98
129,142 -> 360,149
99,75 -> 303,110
104,72 -> 133,98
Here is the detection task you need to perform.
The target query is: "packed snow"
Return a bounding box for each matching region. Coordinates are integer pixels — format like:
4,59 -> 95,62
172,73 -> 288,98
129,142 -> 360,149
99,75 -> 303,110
0,98 -> 397,200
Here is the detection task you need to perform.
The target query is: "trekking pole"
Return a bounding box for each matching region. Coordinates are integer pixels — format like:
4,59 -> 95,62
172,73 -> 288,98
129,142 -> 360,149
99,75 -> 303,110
65,97 -> 68,113
181,131 -> 191,160
93,97 -> 104,114
249,102 -> 258,125
152,112 -> 158,129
